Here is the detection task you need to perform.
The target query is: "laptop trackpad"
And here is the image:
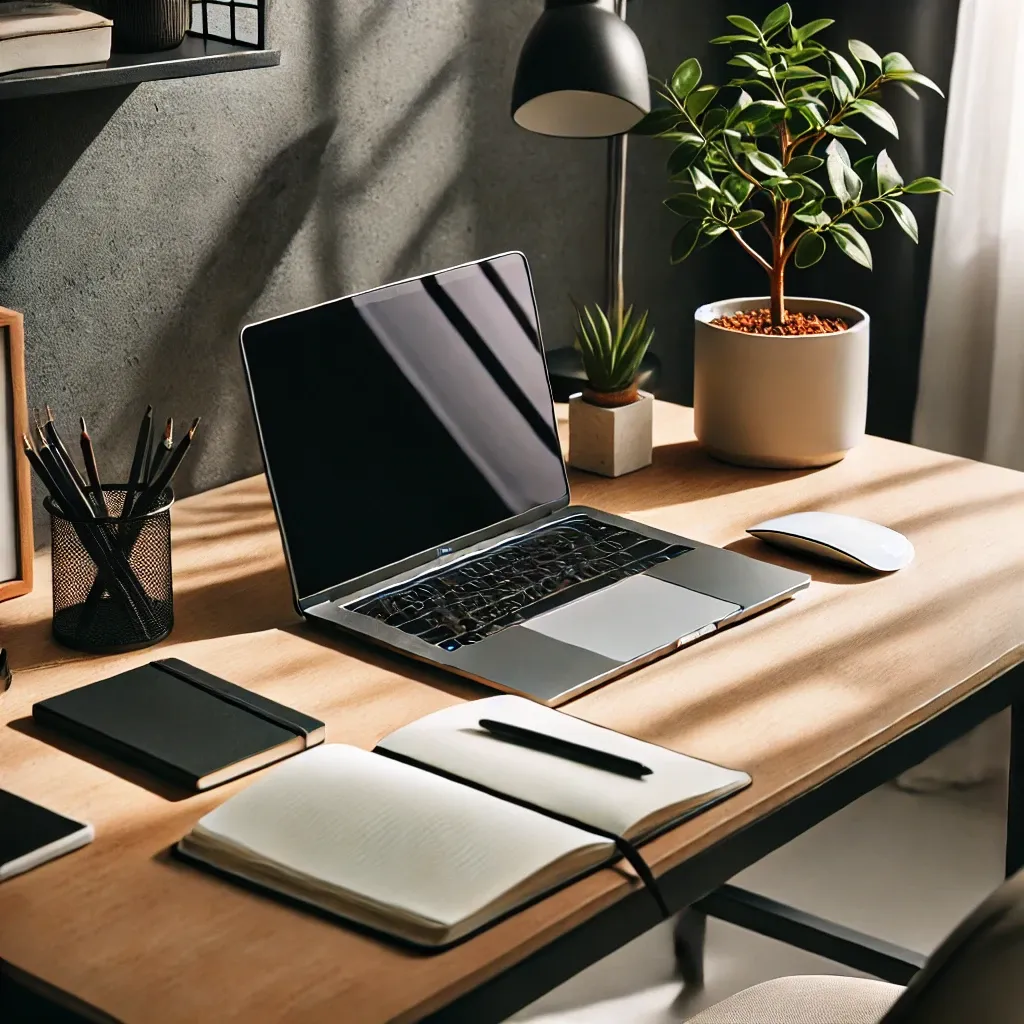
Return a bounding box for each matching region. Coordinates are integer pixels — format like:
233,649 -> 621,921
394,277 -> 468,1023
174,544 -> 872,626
521,574 -> 741,663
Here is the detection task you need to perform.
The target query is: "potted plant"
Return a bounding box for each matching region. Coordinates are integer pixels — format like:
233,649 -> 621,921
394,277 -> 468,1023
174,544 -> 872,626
568,302 -> 656,477
633,3 -> 950,467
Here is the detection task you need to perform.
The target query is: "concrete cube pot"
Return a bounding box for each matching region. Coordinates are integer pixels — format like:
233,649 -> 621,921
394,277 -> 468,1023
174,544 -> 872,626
568,390 -> 653,477
693,296 -> 870,469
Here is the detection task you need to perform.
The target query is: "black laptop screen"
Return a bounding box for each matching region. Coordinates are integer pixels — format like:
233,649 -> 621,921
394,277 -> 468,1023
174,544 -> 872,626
241,253 -> 569,601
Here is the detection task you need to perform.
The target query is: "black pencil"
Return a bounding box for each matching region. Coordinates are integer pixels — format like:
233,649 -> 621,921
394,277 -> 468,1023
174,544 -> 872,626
22,433 -> 65,510
79,417 -> 109,516
31,435 -> 155,629
82,416 -> 199,615
122,405 -> 153,518
148,417 -> 173,486
133,417 -> 199,515
36,434 -> 141,581
79,415 -> 195,619
37,432 -> 93,521
44,404 -> 89,494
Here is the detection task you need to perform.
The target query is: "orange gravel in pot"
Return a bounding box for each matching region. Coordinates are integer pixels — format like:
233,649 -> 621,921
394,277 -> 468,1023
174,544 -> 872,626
710,308 -> 849,336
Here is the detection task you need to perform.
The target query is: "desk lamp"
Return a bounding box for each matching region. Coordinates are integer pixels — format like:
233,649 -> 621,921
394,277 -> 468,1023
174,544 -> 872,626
512,0 -> 651,381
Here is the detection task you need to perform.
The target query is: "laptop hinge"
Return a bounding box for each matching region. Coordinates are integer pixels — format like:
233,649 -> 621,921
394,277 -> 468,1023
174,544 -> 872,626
298,498 -> 569,613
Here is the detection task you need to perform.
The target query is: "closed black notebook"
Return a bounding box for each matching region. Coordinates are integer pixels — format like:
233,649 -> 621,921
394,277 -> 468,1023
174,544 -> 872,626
33,659 -> 325,791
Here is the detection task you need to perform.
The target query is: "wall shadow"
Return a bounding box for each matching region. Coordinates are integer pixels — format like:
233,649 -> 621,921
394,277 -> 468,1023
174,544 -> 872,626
102,117 -> 338,499
567,441 -> 817,513
466,0 -> 607,350
0,86 -> 135,266
311,0 -> 467,295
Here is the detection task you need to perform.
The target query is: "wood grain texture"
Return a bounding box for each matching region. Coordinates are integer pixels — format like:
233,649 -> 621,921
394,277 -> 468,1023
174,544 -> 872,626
2,401 -> 1024,1023
0,308 -> 33,602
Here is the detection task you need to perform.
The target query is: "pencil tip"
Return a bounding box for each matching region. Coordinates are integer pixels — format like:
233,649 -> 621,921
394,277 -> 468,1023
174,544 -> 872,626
190,417 -> 201,435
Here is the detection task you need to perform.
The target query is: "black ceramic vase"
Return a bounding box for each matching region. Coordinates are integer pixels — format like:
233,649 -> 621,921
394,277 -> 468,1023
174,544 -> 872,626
94,0 -> 191,53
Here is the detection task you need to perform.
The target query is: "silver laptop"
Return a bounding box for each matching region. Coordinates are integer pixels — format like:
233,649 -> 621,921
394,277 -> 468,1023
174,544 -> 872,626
240,252 -> 809,705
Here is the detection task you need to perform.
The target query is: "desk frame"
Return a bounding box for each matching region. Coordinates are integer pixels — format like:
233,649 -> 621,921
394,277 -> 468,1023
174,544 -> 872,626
425,663 -> 1024,1023
692,702 -> 1024,988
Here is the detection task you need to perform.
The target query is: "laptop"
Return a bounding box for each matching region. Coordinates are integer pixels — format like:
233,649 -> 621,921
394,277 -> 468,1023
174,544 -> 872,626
240,252 -> 810,705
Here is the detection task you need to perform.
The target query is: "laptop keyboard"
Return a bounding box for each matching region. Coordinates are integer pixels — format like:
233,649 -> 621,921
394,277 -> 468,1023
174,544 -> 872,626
348,517 -> 690,648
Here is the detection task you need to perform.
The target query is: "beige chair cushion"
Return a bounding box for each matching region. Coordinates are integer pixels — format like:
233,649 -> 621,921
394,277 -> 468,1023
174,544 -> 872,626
687,870 -> 1024,1024
685,976 -> 903,1024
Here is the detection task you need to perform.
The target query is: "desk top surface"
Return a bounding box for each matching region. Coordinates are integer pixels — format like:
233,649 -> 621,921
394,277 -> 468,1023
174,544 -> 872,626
2,402 -> 1023,1023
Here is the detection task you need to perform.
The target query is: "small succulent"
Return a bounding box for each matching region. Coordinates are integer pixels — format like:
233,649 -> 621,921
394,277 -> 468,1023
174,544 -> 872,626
573,302 -> 654,403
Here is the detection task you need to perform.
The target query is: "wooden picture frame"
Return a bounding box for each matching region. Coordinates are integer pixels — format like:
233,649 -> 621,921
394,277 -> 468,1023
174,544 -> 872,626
0,307 -> 33,601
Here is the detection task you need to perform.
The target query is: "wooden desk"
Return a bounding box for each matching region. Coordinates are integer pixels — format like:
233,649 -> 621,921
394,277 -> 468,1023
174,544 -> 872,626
2,402 -> 1024,1023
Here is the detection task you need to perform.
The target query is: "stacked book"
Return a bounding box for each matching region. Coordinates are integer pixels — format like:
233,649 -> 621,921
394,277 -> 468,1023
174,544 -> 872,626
0,1 -> 112,75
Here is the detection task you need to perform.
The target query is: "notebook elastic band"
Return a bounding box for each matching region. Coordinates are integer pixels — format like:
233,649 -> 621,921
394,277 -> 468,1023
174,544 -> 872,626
152,659 -> 312,741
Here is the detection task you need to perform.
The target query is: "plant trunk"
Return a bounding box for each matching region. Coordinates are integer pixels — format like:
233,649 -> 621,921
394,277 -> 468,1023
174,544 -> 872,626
769,260 -> 786,327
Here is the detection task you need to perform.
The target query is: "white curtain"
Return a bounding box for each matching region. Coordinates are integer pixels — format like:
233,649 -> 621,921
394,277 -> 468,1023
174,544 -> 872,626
914,0 -> 1024,467
900,0 -> 1024,791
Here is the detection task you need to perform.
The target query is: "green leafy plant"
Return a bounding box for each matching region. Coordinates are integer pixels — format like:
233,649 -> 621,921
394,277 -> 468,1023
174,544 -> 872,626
573,302 -> 654,403
633,3 -> 951,327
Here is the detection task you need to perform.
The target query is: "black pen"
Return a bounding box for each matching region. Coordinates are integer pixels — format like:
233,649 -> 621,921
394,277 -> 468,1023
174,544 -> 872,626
478,718 -> 652,779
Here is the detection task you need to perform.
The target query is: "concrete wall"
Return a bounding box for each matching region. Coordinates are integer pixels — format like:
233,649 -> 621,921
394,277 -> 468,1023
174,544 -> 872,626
0,0 -> 954,539
1,0 -> 610,533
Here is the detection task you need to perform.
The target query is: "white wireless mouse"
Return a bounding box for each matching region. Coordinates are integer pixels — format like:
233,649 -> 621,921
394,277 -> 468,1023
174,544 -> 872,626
748,512 -> 914,573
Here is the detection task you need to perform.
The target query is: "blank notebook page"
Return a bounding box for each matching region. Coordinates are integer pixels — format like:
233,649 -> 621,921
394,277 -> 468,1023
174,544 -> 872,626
187,744 -> 608,931
377,695 -> 750,839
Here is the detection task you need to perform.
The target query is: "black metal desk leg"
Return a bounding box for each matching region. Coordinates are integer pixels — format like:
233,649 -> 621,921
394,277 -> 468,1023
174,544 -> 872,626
1007,702 -> 1024,877
673,907 -> 707,986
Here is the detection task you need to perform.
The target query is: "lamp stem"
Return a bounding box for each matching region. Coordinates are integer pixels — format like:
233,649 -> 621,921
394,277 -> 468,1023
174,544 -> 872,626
605,0 -> 629,336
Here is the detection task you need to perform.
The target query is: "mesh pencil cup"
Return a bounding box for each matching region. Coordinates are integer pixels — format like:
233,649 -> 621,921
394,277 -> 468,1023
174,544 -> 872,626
45,487 -> 174,654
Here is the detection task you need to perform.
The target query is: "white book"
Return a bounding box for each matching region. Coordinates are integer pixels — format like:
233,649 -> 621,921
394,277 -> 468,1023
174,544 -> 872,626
178,696 -> 750,947
0,2 -> 112,76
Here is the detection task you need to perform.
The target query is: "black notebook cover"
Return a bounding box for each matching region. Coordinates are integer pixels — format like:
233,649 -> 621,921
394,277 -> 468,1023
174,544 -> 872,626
33,659 -> 325,791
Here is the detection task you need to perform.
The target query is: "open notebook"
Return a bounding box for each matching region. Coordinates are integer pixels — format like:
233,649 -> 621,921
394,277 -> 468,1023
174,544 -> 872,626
177,695 -> 750,948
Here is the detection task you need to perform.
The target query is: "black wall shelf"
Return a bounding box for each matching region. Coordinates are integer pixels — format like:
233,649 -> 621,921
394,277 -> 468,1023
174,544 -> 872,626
0,36 -> 280,101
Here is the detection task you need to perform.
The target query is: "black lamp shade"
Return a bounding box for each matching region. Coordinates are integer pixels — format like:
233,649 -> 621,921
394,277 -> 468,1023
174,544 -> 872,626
512,0 -> 650,138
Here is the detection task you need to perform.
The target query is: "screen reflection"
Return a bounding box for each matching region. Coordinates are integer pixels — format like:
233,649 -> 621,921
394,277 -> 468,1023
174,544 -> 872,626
242,253 -> 568,600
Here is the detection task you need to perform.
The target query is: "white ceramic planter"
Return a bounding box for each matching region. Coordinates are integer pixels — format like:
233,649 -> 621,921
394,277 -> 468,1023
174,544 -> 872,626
693,296 -> 870,469
568,390 -> 653,477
